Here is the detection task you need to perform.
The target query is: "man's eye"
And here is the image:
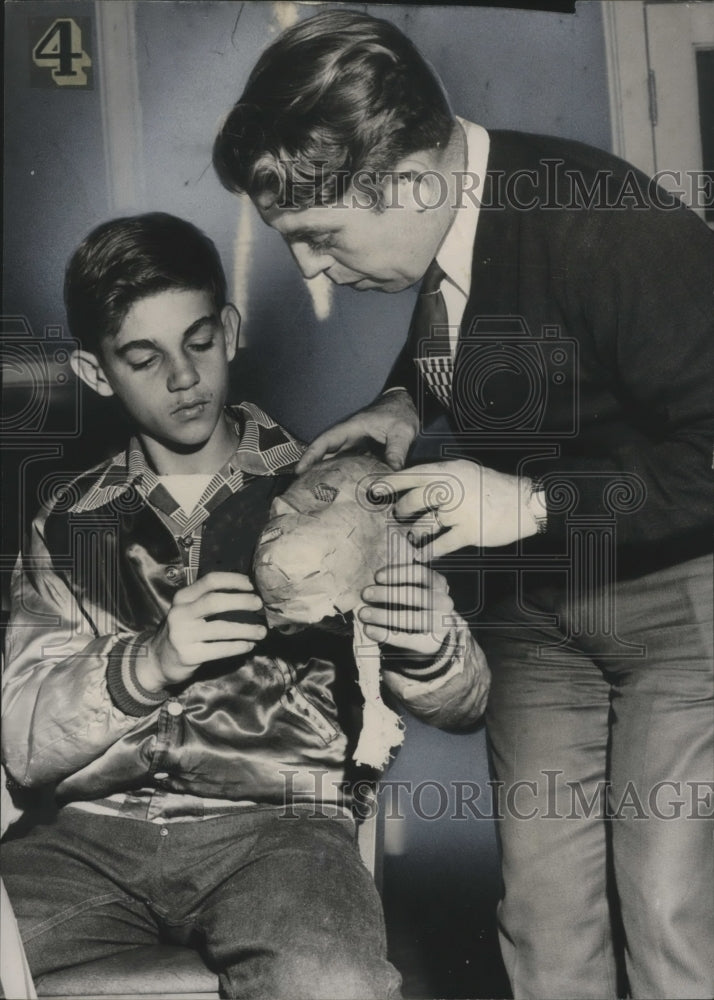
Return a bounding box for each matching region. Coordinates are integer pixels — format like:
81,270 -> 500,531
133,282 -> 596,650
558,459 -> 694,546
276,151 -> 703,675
190,338 -> 215,352
305,236 -> 334,253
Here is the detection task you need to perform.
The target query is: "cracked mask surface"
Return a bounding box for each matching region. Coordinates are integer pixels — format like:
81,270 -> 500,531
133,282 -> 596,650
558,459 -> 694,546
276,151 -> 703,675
253,454 -> 404,630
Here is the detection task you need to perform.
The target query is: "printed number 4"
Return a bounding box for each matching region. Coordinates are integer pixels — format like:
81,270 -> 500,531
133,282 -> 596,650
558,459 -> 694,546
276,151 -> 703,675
33,19 -> 91,86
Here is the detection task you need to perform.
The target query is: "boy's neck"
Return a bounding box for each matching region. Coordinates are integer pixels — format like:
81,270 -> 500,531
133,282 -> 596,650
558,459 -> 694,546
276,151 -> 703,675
139,411 -> 238,475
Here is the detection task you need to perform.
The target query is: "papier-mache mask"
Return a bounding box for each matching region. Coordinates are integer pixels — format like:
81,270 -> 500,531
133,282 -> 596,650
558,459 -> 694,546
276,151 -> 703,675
253,453 -> 409,769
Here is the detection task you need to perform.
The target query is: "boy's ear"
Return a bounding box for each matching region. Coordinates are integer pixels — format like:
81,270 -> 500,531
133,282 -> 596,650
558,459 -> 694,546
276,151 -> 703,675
220,304 -> 240,362
69,350 -> 115,397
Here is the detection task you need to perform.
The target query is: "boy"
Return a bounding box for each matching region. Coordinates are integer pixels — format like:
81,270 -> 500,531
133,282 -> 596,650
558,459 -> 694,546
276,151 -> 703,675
1,213 -> 489,1000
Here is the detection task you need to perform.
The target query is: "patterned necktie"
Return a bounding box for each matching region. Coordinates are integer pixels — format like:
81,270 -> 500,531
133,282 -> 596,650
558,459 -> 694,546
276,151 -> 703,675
412,260 -> 454,411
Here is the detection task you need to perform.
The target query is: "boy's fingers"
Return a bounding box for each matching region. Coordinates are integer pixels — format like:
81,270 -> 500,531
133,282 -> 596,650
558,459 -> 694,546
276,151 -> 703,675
361,584 -> 452,612
173,572 -> 257,606
362,624 -> 440,656
198,639 -> 260,662
200,621 -> 267,643
373,563 -> 444,588
193,590 -> 264,619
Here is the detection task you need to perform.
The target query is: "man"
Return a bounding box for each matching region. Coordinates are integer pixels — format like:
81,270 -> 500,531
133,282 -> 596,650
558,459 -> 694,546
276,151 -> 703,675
213,10 -> 714,999
1,212 -> 489,1000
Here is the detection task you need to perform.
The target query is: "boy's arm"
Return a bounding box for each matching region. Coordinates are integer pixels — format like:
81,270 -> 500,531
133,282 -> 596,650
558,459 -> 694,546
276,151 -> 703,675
382,618 -> 490,731
359,562 -> 490,731
1,512 -> 157,787
2,513 -> 265,788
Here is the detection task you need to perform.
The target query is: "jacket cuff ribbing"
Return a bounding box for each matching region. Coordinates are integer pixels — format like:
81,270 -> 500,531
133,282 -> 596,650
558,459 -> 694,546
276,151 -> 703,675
107,633 -> 169,717
381,626 -> 462,682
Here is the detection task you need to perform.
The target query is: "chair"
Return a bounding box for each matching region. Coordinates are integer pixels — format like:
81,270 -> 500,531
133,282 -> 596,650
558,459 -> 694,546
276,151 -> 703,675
34,945 -> 220,999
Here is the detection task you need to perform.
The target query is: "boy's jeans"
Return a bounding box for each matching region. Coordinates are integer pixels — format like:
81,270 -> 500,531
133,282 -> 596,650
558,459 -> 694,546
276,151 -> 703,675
2,804 -> 402,999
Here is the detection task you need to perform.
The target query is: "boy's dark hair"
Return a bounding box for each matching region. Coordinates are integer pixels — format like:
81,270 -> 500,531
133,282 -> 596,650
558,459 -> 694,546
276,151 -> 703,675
65,212 -> 228,353
213,9 -> 454,209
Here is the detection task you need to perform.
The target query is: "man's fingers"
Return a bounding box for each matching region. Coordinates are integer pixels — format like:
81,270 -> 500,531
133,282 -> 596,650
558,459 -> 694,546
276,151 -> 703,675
295,427 -> 357,473
415,528 -> 467,563
371,470 -> 431,498
295,439 -> 334,474
383,426 -> 417,471
406,508 -> 450,538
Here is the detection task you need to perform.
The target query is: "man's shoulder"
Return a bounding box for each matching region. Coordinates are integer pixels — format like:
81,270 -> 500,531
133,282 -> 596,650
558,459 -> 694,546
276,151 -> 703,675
486,128 -> 639,178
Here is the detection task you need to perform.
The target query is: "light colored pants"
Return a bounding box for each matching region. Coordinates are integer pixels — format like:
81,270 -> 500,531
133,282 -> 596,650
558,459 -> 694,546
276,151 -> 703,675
482,554 -> 714,999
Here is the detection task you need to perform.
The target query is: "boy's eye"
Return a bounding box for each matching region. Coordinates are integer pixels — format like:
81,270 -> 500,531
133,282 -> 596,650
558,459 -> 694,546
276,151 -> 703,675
189,338 -> 215,352
128,355 -> 158,371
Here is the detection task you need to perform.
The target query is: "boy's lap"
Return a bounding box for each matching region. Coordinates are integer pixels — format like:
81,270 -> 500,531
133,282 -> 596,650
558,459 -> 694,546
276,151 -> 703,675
2,805 -> 388,982
2,824 -> 159,975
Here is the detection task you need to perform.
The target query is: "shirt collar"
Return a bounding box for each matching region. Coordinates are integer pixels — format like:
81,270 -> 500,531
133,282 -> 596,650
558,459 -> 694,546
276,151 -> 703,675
72,403 -> 304,513
122,402 -> 304,487
435,117 -> 490,299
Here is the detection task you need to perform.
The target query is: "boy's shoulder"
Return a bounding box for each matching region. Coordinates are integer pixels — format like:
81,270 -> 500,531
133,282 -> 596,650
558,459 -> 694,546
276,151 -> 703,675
35,402 -> 304,526
227,401 -> 305,474
40,447 -> 136,522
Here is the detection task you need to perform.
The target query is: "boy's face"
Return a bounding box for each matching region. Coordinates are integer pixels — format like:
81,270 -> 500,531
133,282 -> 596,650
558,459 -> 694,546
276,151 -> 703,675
86,288 -> 238,452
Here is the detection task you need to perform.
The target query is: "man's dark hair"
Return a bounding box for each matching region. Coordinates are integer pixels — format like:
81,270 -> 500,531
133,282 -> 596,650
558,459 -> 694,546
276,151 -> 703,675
213,9 -> 455,209
65,212 -> 228,353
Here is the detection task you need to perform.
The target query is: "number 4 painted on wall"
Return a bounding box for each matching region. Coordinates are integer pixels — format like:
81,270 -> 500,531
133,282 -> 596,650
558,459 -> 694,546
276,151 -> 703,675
32,18 -> 92,87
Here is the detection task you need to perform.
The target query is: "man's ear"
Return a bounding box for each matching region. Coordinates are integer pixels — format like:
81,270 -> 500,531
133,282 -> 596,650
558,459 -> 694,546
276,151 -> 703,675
386,153 -> 446,213
220,304 -> 240,362
69,350 -> 115,397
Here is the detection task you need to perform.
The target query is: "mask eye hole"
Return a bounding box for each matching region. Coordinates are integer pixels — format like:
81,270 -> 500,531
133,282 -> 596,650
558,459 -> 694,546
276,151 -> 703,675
312,483 -> 339,503
259,525 -> 283,545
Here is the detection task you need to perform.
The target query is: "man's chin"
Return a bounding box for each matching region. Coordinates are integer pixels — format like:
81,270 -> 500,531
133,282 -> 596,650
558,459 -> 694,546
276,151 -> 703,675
352,277 -> 405,293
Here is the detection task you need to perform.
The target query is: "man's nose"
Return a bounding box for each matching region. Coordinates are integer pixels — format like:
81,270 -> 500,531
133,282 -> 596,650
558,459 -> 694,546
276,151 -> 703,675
166,354 -> 199,392
290,241 -> 333,280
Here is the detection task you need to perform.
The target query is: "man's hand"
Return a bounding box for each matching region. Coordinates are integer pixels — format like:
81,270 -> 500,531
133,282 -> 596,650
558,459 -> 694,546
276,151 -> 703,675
358,561 -> 456,658
375,459 -> 547,560
138,572 -> 267,691
295,390 -> 418,473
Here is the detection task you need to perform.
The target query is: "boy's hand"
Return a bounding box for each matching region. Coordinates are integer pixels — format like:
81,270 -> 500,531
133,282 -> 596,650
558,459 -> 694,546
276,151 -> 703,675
139,572 -> 267,690
358,562 -> 456,658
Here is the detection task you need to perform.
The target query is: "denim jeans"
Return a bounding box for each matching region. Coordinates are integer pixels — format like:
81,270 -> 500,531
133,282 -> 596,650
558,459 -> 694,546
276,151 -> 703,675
2,804 -> 402,1000
482,554 -> 714,999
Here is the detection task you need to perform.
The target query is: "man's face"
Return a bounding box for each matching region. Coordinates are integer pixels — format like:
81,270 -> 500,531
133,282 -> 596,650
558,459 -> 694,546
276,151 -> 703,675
257,182 -> 442,293
94,288 -> 237,451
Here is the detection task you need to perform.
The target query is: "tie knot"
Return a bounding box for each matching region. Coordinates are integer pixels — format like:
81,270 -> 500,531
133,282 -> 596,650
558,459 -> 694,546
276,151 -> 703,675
420,260 -> 446,297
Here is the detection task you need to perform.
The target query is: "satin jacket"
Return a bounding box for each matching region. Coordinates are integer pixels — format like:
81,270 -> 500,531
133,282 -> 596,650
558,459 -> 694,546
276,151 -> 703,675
2,404 -> 489,810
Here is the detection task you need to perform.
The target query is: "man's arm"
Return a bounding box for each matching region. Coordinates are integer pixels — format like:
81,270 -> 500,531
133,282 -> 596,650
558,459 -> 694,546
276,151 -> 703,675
368,203 -> 714,559
1,513 -> 265,788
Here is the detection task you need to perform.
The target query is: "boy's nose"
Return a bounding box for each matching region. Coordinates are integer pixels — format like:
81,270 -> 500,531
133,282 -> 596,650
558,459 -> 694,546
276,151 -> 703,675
167,357 -> 199,391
